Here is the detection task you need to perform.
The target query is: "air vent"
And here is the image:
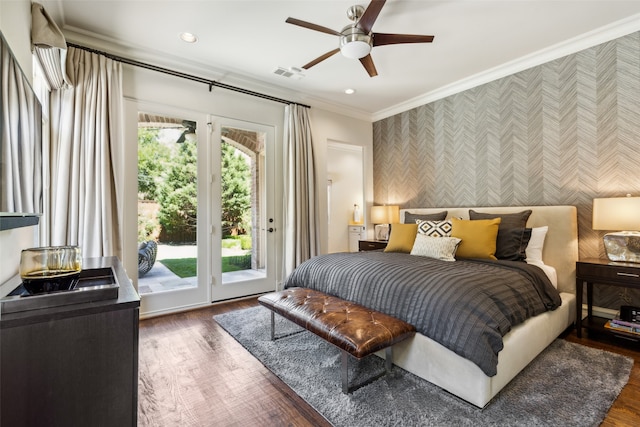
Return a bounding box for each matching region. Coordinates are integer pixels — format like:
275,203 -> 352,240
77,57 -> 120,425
273,66 -> 305,80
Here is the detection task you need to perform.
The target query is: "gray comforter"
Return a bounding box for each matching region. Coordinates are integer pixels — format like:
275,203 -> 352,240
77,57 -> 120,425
283,251 -> 562,376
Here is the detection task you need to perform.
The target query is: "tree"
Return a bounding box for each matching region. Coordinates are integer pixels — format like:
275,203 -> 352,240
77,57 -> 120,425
156,140 -> 198,237
137,128 -> 171,200
221,142 -> 251,236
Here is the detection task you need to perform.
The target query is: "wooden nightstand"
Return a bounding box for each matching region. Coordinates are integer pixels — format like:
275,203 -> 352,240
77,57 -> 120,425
358,240 -> 388,251
576,258 -> 640,340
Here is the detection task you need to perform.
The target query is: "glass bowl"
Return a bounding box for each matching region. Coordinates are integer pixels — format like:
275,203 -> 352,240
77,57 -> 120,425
20,246 -> 82,294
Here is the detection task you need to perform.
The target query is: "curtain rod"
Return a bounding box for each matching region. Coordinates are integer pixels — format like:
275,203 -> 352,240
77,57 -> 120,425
67,42 -> 310,109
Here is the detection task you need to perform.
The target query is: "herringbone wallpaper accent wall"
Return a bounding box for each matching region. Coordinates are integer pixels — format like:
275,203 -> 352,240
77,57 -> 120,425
373,31 -> 640,308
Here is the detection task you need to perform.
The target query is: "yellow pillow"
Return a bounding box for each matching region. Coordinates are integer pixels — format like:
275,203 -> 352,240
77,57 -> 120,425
384,223 -> 418,253
450,218 -> 501,260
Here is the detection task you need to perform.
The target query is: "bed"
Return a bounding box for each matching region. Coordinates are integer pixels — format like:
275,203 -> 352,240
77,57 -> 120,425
283,205 -> 578,408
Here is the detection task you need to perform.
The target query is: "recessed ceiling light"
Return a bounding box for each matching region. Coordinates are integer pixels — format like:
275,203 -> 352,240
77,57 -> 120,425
345,88 -> 356,95
180,32 -> 198,43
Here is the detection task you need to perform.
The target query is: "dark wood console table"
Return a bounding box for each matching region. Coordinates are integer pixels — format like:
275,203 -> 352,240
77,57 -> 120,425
1,257 -> 140,426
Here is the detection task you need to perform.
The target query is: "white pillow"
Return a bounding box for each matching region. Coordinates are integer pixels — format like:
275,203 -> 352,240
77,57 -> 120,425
525,226 -> 558,288
525,226 -> 548,263
410,235 -> 461,262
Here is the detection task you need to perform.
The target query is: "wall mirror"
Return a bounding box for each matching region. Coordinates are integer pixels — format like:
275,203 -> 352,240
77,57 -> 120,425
0,31 -> 43,230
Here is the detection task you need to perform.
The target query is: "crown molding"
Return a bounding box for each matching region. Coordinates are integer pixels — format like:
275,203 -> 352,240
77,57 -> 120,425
372,13 -> 640,122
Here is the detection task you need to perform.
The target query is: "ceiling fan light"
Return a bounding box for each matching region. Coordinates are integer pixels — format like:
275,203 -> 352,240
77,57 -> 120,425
340,26 -> 372,59
340,40 -> 371,59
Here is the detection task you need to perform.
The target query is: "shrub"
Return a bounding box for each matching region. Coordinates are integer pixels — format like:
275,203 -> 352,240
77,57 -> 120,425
238,234 -> 252,250
137,206 -> 160,242
221,238 -> 241,250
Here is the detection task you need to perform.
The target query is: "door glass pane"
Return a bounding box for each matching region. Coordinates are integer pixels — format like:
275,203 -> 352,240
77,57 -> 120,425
220,126 -> 267,284
137,113 -> 198,295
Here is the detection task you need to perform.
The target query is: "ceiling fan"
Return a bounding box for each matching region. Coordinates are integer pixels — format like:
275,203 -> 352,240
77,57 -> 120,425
285,0 -> 434,77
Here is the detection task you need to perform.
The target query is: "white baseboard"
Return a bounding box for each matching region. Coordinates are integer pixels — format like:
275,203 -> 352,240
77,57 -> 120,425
579,304 -> 619,320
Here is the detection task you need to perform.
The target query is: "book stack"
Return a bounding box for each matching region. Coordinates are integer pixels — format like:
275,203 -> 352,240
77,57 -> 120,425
604,316 -> 640,336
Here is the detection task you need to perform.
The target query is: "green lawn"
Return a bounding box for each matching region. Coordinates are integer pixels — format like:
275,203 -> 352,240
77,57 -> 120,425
160,256 -> 250,278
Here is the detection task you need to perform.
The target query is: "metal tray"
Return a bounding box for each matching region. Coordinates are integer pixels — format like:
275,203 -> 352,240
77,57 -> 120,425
0,267 -> 119,314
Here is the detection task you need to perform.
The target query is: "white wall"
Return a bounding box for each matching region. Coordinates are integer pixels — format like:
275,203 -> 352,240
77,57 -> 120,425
0,0 -> 39,285
0,0 -> 33,79
310,108 -> 374,253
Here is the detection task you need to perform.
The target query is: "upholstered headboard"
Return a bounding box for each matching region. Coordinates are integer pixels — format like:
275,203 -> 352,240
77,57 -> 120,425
399,206 -> 579,294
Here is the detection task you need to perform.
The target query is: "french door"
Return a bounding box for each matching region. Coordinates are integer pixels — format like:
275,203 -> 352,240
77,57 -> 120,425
134,104 -> 211,316
129,100 -> 278,316
209,116 -> 277,301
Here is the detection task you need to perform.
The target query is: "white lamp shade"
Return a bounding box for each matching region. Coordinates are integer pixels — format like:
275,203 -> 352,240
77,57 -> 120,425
370,205 -> 400,224
340,40 -> 371,59
592,197 -> 640,231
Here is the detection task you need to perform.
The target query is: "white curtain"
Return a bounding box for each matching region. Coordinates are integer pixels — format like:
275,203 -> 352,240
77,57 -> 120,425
0,37 -> 43,213
45,47 -> 123,258
282,104 -> 320,279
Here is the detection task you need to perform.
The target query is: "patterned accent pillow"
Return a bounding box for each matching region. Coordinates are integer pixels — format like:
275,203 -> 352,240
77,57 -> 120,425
416,219 -> 452,237
410,235 -> 461,262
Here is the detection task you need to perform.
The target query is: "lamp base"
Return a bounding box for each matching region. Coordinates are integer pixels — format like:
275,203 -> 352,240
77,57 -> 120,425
374,224 -> 390,241
603,231 -> 640,263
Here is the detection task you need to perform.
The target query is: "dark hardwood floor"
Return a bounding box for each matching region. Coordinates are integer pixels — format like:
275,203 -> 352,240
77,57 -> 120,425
138,298 -> 640,426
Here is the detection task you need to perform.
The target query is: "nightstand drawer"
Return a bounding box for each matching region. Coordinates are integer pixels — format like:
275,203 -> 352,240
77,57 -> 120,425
359,240 -> 387,251
577,261 -> 640,286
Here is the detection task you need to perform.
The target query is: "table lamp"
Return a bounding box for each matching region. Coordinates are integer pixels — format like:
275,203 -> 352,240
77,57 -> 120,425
592,195 -> 640,263
370,205 -> 400,241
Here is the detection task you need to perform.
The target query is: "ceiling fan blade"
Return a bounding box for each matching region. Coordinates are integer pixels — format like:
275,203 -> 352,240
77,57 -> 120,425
373,33 -> 435,47
359,54 -> 378,77
285,17 -> 341,36
302,48 -> 341,69
358,0 -> 386,33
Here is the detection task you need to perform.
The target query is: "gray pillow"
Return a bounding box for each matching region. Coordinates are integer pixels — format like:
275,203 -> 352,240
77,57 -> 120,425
497,227 -> 532,261
403,211 -> 447,224
468,209 -> 533,260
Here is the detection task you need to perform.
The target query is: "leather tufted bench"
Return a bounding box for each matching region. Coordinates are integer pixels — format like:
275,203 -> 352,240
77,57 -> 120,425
258,287 -> 416,393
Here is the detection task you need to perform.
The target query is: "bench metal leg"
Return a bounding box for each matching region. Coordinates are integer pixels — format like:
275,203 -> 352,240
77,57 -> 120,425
270,311 -> 275,340
341,351 -> 350,394
341,347 -> 394,394
268,311 -> 305,341
385,346 -> 393,372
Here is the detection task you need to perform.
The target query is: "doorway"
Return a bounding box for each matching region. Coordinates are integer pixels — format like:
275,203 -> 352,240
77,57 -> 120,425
327,142 -> 364,253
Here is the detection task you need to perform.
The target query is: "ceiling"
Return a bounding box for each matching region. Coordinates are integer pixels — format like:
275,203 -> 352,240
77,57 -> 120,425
41,0 -> 640,121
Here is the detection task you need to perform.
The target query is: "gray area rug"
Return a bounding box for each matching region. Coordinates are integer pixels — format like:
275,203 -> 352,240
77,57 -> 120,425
214,306 -> 633,426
